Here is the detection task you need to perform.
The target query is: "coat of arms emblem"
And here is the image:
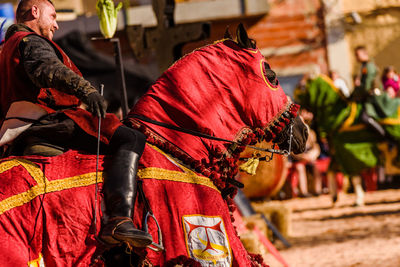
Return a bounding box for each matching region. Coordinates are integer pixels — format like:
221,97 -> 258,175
182,215 -> 232,266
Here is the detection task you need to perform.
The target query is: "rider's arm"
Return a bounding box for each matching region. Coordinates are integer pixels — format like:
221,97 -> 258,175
19,35 -> 97,99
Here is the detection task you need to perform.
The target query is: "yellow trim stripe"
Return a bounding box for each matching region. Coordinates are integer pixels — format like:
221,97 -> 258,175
212,38 -> 229,45
0,159 -> 103,215
338,124 -> 367,132
339,102 -> 358,132
138,167 -> 218,191
339,106 -> 400,132
381,119 -> 400,125
380,106 -> 400,125
0,159 -> 44,185
260,60 -> 278,91
143,144 -> 219,191
247,49 -> 259,54
0,143 -> 218,215
0,171 -> 103,215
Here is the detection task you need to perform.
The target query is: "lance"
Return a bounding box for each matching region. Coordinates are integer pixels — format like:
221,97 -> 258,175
91,37 -> 130,118
110,38 -> 129,118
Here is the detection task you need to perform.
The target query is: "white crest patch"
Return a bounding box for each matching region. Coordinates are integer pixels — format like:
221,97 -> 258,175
182,215 -> 232,267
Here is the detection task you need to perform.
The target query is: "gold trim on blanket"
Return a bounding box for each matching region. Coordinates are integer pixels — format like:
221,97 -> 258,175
138,167 -> 218,192
0,159 -> 103,215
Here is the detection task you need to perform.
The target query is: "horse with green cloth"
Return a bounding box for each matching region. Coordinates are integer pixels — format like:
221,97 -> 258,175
297,74 -> 400,205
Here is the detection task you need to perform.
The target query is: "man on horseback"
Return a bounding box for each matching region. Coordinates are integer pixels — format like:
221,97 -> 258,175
352,45 -> 389,140
0,0 -> 152,248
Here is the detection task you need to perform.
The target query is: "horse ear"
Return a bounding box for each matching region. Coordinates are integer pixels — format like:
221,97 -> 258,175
224,26 -> 233,39
236,23 -> 254,49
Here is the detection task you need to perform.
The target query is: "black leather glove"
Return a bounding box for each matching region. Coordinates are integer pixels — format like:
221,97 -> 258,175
82,91 -> 107,118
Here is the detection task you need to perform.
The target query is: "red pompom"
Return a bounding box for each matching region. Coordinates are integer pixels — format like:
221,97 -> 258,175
210,171 -> 220,179
237,146 -> 246,153
202,169 -> 211,176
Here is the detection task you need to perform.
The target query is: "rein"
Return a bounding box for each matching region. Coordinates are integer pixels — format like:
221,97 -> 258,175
132,114 -> 293,157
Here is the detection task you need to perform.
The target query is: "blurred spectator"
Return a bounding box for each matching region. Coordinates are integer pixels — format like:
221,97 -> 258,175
381,66 -> 400,98
329,70 -> 351,98
352,45 -> 380,100
286,109 -> 322,197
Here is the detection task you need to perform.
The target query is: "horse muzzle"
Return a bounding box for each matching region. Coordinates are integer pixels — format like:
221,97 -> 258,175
275,115 -> 308,154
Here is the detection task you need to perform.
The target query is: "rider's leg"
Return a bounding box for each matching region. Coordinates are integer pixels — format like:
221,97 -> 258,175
360,109 -> 386,138
100,125 -> 153,247
9,116 -> 152,246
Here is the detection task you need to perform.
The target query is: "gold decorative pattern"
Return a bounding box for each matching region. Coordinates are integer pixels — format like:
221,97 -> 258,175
380,106 -> 400,125
0,145 -> 218,215
339,104 -> 400,132
0,159 -> 103,215
260,60 -> 278,91
137,167 -> 218,191
141,144 -> 219,192
339,102 -> 361,132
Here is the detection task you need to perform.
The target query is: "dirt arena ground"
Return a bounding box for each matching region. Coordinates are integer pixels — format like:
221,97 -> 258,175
263,189 -> 400,267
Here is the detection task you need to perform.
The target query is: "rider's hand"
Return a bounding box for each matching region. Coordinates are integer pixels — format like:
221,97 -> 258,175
82,91 -> 107,118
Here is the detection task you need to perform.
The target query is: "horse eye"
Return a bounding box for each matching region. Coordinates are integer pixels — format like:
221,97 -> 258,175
263,62 -> 278,86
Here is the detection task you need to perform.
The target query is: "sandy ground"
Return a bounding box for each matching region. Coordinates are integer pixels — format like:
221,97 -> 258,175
263,189 -> 400,267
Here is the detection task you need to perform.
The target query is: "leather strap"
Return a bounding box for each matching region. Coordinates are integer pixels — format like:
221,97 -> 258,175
132,114 -> 290,155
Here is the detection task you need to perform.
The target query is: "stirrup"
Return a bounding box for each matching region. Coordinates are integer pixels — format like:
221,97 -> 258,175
144,212 -> 164,252
100,216 -> 152,247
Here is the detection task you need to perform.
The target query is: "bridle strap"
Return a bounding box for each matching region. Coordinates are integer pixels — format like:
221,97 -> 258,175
131,114 -> 292,156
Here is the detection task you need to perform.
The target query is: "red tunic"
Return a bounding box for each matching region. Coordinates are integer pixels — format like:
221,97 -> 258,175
0,31 -> 121,144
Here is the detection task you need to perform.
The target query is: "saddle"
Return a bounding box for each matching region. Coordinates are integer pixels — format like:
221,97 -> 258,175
3,112 -> 74,157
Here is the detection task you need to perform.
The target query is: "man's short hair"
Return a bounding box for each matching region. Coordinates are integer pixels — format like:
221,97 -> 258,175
16,0 -> 54,23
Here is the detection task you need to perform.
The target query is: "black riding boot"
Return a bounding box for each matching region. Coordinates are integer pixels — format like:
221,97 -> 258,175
100,149 -> 153,247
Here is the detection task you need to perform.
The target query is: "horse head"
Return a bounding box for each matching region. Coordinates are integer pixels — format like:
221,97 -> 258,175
127,24 -> 307,192
235,24 -> 308,154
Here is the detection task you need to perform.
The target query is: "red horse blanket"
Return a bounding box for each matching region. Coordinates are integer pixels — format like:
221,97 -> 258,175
0,145 -> 252,266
